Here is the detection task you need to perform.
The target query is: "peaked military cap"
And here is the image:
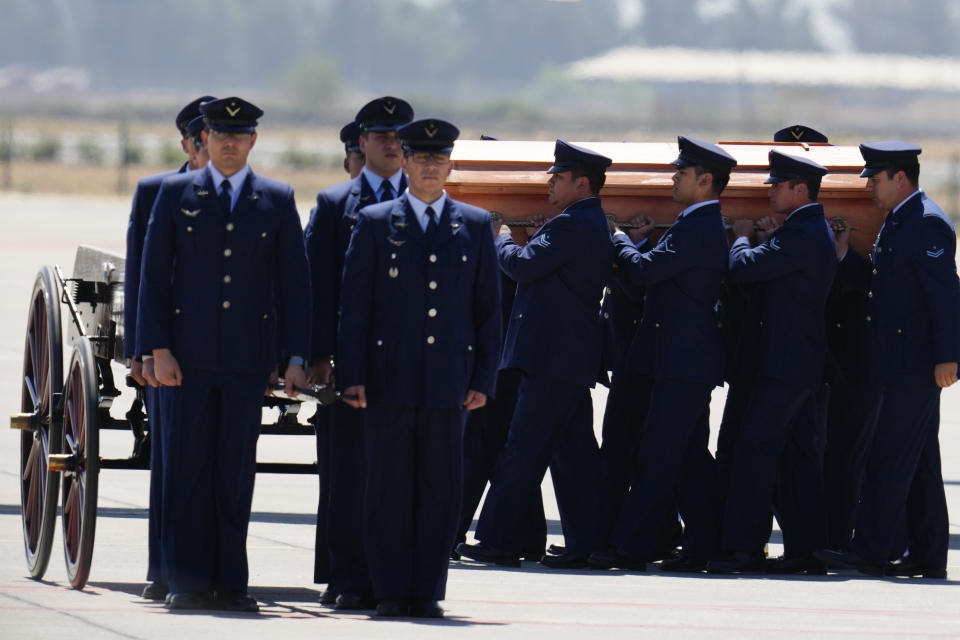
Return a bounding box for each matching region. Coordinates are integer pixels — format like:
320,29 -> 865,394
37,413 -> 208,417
186,115 -> 206,144
480,134 -> 500,141
200,97 -> 262,133
764,150 -> 828,184
672,136 -> 737,173
546,139 -> 613,174
773,124 -> 829,144
340,121 -> 362,152
176,95 -> 216,136
355,96 -> 414,132
859,141 -> 922,178
398,118 -> 459,152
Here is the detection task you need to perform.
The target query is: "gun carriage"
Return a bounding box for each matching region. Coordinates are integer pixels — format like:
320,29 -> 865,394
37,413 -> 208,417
10,246 -> 334,589
9,138 -> 878,591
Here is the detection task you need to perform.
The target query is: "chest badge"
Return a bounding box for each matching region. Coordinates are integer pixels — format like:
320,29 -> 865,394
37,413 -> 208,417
180,208 -> 201,217
388,267 -> 399,278
196,189 -> 209,197
388,237 -> 406,246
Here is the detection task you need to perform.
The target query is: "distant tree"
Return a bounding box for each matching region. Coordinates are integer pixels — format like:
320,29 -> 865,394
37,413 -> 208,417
836,0 -> 960,57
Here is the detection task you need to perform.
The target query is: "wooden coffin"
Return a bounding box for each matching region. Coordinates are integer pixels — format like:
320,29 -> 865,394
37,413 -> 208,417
447,140 -> 881,257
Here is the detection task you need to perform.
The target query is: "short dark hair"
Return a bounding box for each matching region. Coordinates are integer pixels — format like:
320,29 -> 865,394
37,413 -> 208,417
694,166 -> 730,196
570,167 -> 606,195
883,161 -> 920,187
787,177 -> 821,201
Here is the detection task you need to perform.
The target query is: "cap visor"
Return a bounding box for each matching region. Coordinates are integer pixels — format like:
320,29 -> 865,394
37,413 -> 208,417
859,167 -> 881,178
546,164 -> 573,174
764,175 -> 787,184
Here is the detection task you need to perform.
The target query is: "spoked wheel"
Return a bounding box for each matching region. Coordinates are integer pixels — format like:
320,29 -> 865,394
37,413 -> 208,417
57,336 -> 100,589
15,266 -> 63,579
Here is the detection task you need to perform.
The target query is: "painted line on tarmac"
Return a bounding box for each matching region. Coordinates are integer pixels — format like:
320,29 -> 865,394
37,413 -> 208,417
0,591 -> 146,639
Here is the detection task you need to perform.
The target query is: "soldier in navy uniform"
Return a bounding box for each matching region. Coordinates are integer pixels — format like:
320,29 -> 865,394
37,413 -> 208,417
138,97 -> 310,611
124,95 -> 214,602
338,118 -> 501,618
340,120 -> 365,179
458,140 -> 613,569
304,97 -> 413,609
707,150 -> 836,573
590,137 -> 733,572
816,142 -> 959,579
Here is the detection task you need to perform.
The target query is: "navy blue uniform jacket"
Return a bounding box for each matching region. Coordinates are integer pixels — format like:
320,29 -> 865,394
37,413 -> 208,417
337,194 -> 501,408
124,163 -> 188,358
614,202 -> 728,387
137,166 -> 310,374
496,196 -> 613,389
729,203 -> 837,388
304,173 -> 405,362
868,192 -> 960,386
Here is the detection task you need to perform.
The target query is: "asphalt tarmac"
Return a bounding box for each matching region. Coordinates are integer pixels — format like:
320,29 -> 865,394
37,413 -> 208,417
0,192 -> 958,639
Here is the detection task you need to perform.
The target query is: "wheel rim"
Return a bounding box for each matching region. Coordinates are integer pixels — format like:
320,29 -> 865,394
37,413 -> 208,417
61,337 -> 99,589
20,266 -> 62,579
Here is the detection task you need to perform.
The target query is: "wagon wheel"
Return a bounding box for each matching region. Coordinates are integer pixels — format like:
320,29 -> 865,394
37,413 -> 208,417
58,337 -> 100,589
15,265 -> 64,579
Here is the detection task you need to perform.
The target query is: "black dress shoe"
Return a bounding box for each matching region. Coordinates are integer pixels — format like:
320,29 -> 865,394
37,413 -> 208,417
214,591 -> 259,612
539,550 -> 591,569
765,555 -> 827,575
450,549 -> 461,560
141,581 -> 169,601
318,588 -> 338,605
885,557 -> 947,579
375,599 -> 410,617
649,546 -> 682,563
546,544 -> 566,555
521,548 -> 546,561
410,599 -> 444,618
335,592 -> 376,610
165,591 -> 211,610
813,549 -> 885,577
706,551 -> 767,574
587,550 -> 647,571
660,554 -> 706,573
456,542 -> 521,567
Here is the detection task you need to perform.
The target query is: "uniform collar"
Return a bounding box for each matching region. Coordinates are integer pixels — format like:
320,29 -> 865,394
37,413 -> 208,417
405,189 -> 448,231
678,199 -> 719,218
785,202 -> 819,221
890,189 -> 923,217
561,196 -> 601,214
361,166 -> 403,199
208,163 -> 250,194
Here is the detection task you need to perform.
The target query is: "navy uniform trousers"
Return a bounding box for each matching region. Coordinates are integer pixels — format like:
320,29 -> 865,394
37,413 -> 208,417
159,369 -> 267,594
144,386 -> 164,584
851,386 -> 947,568
721,379 -> 825,556
364,405 -> 467,601
475,373 -> 604,554
312,403 -> 369,595
610,377 -> 717,559
456,367 -> 547,558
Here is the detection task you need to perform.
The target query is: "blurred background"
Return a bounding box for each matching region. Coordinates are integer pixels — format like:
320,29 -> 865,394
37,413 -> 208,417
2,0 -> 960,214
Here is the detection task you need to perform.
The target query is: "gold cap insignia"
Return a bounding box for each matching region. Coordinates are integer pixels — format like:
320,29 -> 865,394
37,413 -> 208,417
226,103 -> 240,118
383,100 -> 396,115
425,122 -> 438,139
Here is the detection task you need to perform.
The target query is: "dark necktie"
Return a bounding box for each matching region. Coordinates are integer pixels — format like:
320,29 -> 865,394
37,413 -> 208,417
380,181 -> 393,202
220,179 -> 232,213
425,205 -> 438,241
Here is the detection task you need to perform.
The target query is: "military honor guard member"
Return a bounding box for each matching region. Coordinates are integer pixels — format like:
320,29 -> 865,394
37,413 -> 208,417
817,142 -> 959,579
337,118 -> 501,618
340,120 -> 365,179
304,96 -> 413,609
137,97 -> 310,611
708,150 -> 836,574
590,137 -> 733,572
123,95 -> 214,601
458,140 -> 613,569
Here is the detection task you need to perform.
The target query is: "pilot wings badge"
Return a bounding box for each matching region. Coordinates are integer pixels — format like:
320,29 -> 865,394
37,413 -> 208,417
180,208 -> 201,217
388,237 -> 406,247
